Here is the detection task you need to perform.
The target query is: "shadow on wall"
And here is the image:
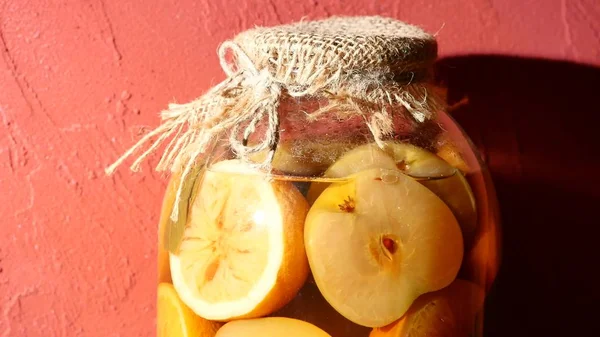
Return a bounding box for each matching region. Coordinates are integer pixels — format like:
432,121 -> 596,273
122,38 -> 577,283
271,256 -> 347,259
435,56 -> 600,337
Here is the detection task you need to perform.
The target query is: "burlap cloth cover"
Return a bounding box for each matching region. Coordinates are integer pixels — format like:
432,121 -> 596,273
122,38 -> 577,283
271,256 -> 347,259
106,16 -> 443,220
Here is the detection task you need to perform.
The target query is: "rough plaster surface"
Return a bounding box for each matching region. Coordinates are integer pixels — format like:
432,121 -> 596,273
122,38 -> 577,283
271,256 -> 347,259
0,1 -> 598,336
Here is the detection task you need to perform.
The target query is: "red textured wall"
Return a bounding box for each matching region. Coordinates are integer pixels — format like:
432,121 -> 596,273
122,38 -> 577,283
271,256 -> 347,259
1,1 -> 599,337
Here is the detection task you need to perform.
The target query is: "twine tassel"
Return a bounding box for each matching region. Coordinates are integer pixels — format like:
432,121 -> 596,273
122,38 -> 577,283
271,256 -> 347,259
105,120 -> 177,175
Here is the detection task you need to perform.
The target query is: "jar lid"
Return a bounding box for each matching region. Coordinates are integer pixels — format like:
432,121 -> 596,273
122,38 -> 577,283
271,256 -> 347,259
233,16 -> 437,85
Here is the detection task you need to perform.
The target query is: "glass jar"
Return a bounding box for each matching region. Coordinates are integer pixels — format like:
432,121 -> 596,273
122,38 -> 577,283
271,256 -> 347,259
90,16 -> 501,337
156,95 -> 501,336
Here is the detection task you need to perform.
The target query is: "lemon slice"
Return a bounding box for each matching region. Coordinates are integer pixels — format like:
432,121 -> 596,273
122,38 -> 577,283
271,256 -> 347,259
216,317 -> 331,337
305,168 -> 464,327
170,159 -> 310,321
157,283 -> 221,337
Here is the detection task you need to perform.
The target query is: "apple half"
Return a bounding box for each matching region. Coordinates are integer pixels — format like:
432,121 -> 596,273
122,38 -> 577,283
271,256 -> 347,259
305,168 -> 464,327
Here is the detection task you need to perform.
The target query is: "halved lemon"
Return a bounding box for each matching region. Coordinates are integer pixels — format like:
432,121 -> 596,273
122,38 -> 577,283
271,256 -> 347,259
157,282 -> 221,337
305,168 -> 464,327
215,317 -> 331,337
369,279 -> 485,337
170,159 -> 310,321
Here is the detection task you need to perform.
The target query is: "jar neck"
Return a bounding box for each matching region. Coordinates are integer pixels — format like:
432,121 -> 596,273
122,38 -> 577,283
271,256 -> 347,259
241,95 -> 443,147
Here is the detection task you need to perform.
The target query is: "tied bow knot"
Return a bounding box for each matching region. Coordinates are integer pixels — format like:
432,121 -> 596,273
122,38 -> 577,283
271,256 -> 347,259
219,41 -> 283,100
217,41 -> 283,164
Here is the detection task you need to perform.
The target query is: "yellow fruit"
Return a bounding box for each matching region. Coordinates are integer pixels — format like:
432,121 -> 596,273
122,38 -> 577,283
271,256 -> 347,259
436,140 -> 471,173
157,282 -> 221,337
170,159 -> 310,321
460,169 -> 501,293
463,227 -> 501,293
249,139 -> 360,176
274,282 -> 372,337
216,317 -> 331,337
305,168 -> 464,328
307,142 -> 477,248
382,142 -> 457,178
421,172 -> 477,248
309,142 -> 455,184
369,280 -> 485,337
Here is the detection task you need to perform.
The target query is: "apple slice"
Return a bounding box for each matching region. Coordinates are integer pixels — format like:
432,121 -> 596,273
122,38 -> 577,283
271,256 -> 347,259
305,168 -> 464,328
436,139 -> 471,173
369,279 -> 485,337
307,142 -> 477,248
249,139 -> 361,176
